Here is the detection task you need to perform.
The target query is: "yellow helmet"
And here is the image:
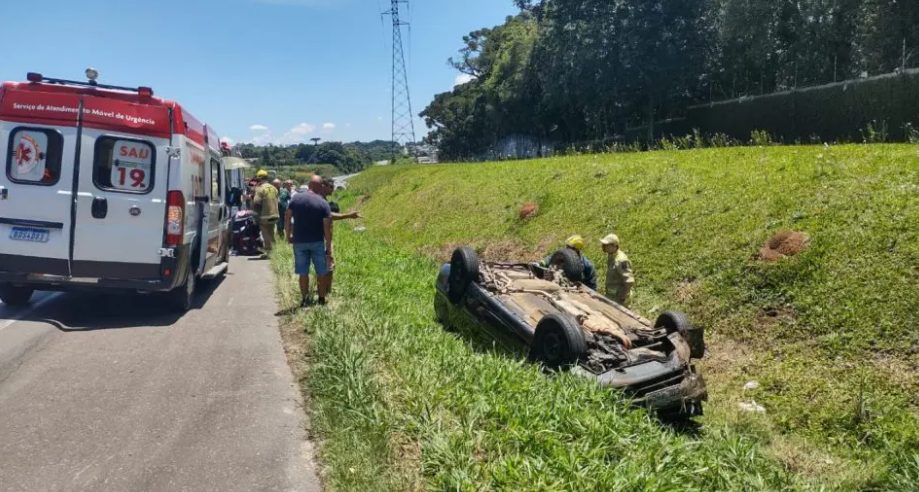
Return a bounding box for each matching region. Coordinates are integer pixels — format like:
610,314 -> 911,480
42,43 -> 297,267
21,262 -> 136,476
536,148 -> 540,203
256,169 -> 269,178
565,235 -> 585,251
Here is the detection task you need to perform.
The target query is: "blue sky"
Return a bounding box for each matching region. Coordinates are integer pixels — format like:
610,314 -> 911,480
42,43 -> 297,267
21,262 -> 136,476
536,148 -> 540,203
0,0 -> 516,144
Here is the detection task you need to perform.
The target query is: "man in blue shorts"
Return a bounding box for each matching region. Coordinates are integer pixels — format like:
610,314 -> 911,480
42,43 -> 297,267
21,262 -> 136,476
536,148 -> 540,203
284,176 -> 333,307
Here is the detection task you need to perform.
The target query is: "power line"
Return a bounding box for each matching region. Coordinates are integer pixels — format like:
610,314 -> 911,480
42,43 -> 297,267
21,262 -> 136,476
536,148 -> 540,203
384,0 -> 416,161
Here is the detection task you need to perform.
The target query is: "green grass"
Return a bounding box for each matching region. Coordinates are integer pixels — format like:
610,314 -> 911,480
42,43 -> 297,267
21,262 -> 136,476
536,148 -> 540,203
311,144 -> 918,488
270,144 -> 918,489
273,164 -> 343,183
272,232 -> 822,491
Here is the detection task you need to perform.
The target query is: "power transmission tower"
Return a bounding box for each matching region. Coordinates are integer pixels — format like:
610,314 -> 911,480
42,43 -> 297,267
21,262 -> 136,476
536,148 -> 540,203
385,0 -> 415,162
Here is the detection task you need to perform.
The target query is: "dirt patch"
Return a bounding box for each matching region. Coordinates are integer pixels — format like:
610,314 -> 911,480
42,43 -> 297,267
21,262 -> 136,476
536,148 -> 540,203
481,239 -> 538,263
420,240 -> 544,264
387,433 -> 424,491
675,278 -> 701,304
700,336 -> 754,374
518,202 -> 539,221
418,242 -> 467,263
755,305 -> 798,329
758,231 -> 811,261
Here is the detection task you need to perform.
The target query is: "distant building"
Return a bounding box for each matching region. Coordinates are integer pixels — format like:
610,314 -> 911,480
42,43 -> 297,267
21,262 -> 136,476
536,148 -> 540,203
411,143 -> 439,164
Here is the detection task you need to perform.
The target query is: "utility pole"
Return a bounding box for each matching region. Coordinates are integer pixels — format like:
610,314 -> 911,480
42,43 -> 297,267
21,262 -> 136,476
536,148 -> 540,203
384,0 -> 416,163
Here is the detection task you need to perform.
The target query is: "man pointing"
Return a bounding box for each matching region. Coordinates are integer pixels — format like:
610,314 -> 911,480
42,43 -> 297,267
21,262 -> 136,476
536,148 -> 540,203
285,176 -> 332,307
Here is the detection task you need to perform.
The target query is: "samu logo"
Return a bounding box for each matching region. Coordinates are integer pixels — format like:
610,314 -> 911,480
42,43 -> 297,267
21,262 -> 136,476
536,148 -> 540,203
15,134 -> 43,174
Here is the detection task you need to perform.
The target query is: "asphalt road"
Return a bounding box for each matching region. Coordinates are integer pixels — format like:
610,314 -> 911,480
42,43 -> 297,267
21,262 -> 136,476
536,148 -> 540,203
0,257 -> 320,491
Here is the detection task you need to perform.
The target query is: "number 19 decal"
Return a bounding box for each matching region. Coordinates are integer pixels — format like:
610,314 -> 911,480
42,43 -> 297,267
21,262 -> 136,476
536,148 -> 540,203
116,167 -> 147,188
110,139 -> 152,191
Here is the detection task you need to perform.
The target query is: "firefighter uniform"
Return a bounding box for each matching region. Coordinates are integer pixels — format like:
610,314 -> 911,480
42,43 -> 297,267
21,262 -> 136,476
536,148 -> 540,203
253,171 -> 280,253
601,234 -> 634,307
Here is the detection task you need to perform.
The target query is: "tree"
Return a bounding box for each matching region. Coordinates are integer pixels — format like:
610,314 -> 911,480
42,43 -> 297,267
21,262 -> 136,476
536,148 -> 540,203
856,0 -> 919,74
420,0 -> 919,158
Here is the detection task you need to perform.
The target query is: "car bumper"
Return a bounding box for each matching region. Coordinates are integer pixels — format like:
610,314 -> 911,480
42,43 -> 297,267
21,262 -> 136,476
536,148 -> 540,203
0,245 -> 191,294
0,271 -> 177,293
595,354 -> 708,414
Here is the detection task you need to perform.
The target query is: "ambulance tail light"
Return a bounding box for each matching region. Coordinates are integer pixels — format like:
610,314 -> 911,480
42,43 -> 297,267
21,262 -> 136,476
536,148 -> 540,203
165,191 -> 185,246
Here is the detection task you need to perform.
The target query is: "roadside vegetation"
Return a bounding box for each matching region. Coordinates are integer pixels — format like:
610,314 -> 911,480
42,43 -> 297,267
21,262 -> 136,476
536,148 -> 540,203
272,231 -> 820,490
272,164 -> 343,184
424,1 -> 919,160
236,140 -> 396,174
276,143 -> 916,489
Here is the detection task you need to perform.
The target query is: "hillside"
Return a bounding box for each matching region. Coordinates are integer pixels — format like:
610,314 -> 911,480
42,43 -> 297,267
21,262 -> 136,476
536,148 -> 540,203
332,144 -> 917,487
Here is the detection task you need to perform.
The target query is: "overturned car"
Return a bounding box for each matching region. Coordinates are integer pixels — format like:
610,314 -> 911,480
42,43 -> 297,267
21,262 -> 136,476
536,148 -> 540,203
435,246 -> 708,417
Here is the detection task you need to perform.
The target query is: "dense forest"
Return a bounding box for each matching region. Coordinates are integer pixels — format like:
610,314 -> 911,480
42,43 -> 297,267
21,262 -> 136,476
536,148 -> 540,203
421,0 -> 919,159
234,140 -> 396,174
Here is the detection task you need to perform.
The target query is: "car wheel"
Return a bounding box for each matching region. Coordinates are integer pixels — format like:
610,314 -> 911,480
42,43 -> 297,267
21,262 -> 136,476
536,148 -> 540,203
655,311 -> 704,358
0,284 -> 34,306
549,248 -> 584,283
168,272 -> 197,313
528,313 -> 587,369
448,246 -> 479,304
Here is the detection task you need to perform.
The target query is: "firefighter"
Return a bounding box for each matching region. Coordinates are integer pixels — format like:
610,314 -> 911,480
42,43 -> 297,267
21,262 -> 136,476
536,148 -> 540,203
601,234 -> 634,307
252,170 -> 280,256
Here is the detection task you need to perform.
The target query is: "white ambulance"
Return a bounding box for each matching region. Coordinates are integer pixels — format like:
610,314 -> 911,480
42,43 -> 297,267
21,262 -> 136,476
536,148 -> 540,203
0,71 -> 230,311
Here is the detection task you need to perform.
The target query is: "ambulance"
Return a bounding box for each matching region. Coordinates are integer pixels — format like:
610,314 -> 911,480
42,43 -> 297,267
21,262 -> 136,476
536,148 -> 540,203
0,71 -> 231,311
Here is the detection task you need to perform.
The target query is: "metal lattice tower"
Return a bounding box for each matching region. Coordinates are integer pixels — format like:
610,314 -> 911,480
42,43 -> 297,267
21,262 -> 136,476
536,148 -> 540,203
387,0 -> 415,159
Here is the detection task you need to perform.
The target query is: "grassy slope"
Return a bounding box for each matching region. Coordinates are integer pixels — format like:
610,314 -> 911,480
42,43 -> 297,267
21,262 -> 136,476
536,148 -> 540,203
333,145 -> 918,487
272,233 -> 815,491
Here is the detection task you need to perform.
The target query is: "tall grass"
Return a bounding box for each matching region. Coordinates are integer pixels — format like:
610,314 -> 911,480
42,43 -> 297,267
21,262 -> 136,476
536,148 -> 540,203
272,231 -> 825,491
332,144 -> 919,487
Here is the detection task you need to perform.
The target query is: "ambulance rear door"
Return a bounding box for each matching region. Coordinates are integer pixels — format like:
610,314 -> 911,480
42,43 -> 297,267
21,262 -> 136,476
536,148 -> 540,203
70,95 -> 170,279
0,88 -> 80,276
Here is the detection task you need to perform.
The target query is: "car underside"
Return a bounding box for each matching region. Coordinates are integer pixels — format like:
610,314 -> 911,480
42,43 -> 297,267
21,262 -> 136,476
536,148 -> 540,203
435,246 -> 708,417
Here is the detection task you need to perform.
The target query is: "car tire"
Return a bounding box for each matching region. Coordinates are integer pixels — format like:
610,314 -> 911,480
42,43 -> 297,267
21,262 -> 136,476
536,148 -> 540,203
655,311 -> 704,358
448,246 -> 479,304
169,271 -> 197,313
0,285 -> 34,306
549,248 -> 584,283
528,313 -> 587,369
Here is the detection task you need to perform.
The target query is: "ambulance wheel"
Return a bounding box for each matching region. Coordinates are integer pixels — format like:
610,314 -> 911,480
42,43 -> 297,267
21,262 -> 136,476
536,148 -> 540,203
169,273 -> 197,312
0,284 -> 34,306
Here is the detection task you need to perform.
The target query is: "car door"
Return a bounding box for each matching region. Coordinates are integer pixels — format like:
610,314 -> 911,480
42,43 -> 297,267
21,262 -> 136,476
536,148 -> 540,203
202,155 -> 226,270
0,121 -> 78,276
70,126 -> 169,279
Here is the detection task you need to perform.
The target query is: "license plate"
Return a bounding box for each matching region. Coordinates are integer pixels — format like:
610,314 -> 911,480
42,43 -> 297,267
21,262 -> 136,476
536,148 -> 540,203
10,227 -> 50,243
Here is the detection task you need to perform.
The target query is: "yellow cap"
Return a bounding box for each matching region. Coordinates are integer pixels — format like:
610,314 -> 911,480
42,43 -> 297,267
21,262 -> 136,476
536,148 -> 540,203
600,234 -> 620,246
565,235 -> 585,251
256,169 -> 269,178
